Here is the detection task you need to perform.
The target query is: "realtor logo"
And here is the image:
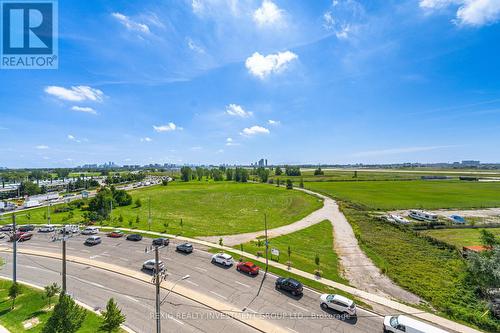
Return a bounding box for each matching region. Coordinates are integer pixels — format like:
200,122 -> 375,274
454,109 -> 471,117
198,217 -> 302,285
1,0 -> 58,69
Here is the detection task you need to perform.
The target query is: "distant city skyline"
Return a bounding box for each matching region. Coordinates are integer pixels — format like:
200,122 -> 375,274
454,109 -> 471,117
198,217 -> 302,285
1,1 -> 500,167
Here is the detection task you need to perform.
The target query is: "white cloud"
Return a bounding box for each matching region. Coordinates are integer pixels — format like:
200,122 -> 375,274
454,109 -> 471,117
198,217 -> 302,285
225,137 -> 240,146
153,122 -> 182,132
240,125 -> 270,136
226,104 -> 252,117
67,134 -> 82,143
268,119 -> 280,125
71,106 -> 97,115
420,0 -> 500,26
45,86 -> 104,102
35,145 -> 49,150
245,51 -> 298,79
67,134 -> 75,140
140,137 -> 153,142
253,0 -> 284,27
187,37 -> 205,54
322,0 -> 363,39
352,145 -> 459,157
112,12 -> 150,33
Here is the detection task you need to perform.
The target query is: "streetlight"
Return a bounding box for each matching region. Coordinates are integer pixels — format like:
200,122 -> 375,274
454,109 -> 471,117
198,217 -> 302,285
160,275 -> 190,306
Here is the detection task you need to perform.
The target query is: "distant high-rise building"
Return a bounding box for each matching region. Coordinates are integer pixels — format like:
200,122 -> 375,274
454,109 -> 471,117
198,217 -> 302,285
265,159 -> 268,166
258,158 -> 265,167
462,160 -> 480,167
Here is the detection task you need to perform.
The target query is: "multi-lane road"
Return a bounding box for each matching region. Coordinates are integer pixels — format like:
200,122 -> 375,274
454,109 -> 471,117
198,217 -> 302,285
0,231 -> 385,333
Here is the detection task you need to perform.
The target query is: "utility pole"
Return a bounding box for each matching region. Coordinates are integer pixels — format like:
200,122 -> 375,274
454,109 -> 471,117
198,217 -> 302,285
12,214 -> 17,283
62,231 -> 67,292
154,246 -> 161,333
47,202 -> 51,225
148,196 -> 152,231
264,213 -> 269,274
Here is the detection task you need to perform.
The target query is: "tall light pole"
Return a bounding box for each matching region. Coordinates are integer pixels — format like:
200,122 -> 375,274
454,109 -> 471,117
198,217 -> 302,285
148,196 -> 152,231
264,213 -> 269,274
12,214 -> 17,283
160,275 -> 190,305
145,243 -> 167,333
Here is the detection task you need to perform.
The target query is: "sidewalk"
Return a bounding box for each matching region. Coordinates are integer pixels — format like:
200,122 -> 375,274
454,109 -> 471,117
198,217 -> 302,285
0,324 -> 10,333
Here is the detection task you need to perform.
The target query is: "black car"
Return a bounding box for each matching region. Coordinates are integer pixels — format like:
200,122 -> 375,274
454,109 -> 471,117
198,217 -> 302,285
176,242 -> 193,253
152,238 -> 169,246
275,277 -> 303,296
126,234 -> 143,241
0,224 -> 13,232
18,224 -> 35,232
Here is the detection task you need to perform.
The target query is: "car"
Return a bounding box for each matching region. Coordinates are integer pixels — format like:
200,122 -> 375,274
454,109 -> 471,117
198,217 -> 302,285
18,224 -> 35,232
142,259 -> 165,273
236,261 -> 260,275
84,236 -> 101,246
39,225 -> 55,233
211,253 -> 234,266
0,233 -> 6,239
82,226 -> 99,235
0,224 -> 13,232
152,238 -> 169,246
60,225 -> 80,234
10,232 -> 33,242
383,315 -> 449,333
107,230 -> 124,238
126,234 -> 143,241
320,294 -> 357,316
176,242 -> 193,253
275,277 -> 303,296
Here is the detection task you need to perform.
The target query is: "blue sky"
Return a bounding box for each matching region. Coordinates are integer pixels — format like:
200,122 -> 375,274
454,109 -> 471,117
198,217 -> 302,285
1,0 -> 500,167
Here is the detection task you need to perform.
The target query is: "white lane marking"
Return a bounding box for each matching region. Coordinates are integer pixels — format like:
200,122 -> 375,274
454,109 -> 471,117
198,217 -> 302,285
89,255 -> 100,259
118,258 -> 130,262
100,252 -> 110,257
287,328 -> 299,333
287,302 -> 310,312
235,281 -> 250,288
209,291 -> 227,300
70,276 -> 106,289
80,249 -> 90,253
171,317 -> 185,326
125,295 -> 139,303
246,308 -> 258,314
185,280 -> 199,287
193,266 -> 207,272
21,265 -> 46,271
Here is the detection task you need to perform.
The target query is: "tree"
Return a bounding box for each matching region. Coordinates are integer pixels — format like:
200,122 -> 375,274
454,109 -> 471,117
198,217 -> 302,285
234,168 -> 248,183
286,179 -> 293,189
9,282 -> 21,309
99,298 -> 126,333
467,246 -> 500,292
480,229 -> 498,247
299,178 -> 304,188
225,168 -> 234,181
284,166 -> 301,176
55,169 -> 70,179
161,179 -> 169,186
88,187 -> 114,219
196,167 -> 204,181
256,167 -> 269,183
219,237 -> 224,246
314,167 -> 324,176
42,293 -> 86,333
135,198 -> 142,208
44,283 -> 61,308
276,178 -> 280,187
275,166 -> 283,176
180,166 -> 193,182
19,180 -> 41,196
113,189 -> 132,206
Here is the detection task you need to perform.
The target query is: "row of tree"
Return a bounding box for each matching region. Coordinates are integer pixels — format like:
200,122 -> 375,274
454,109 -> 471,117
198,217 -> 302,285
84,186 -> 133,221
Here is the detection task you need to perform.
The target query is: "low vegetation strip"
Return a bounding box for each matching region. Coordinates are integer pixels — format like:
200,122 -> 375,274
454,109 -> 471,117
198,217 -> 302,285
0,280 -> 115,333
235,220 -> 347,284
2,182 -> 322,238
340,201 -> 500,332
420,228 -> 500,248
305,180 -> 500,210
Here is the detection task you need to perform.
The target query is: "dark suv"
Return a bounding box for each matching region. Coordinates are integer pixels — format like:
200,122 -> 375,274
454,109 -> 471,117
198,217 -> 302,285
176,242 -> 193,253
152,238 -> 169,246
275,277 -> 303,296
18,225 -> 35,232
126,234 -> 143,241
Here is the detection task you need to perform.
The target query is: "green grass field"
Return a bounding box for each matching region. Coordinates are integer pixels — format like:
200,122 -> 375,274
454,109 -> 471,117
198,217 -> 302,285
235,220 -> 347,284
305,180 -> 500,210
0,280 -> 114,333
4,182 -> 322,237
341,202 -> 499,332
420,228 -> 500,247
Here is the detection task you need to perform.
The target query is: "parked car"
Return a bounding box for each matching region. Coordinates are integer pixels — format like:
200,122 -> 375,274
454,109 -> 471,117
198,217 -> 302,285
176,242 -> 193,253
10,232 -> 33,242
84,236 -> 101,246
211,253 -> 234,266
18,224 -> 35,232
275,277 -> 303,296
0,233 -> 6,239
320,294 -> 357,316
39,225 -> 55,233
152,238 -> 169,246
383,315 -> 449,333
236,261 -> 260,275
60,225 -> 80,234
82,226 -> 99,235
107,230 -> 124,238
142,259 -> 165,273
126,234 -> 143,241
0,224 -> 13,232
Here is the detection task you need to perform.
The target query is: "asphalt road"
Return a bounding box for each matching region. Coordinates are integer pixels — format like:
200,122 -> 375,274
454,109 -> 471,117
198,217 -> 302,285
0,232 -> 385,333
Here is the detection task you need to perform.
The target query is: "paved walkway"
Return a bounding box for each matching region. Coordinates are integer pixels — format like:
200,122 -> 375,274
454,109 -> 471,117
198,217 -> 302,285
0,324 -> 9,333
198,191 -> 329,246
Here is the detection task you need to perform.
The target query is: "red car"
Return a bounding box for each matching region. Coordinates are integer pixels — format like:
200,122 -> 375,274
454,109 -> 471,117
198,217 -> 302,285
107,230 -> 124,238
236,261 -> 260,275
10,232 -> 33,242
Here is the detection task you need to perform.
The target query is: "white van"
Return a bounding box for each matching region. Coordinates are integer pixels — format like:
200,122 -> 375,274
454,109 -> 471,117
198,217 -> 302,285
383,315 -> 449,333
82,226 -> 99,235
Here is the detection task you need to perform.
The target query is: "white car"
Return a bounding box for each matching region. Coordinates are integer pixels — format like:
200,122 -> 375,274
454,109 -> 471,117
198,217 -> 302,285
320,294 -> 357,316
82,226 -> 99,235
84,236 -> 101,246
60,225 -> 80,234
0,233 -> 5,239
211,253 -> 234,266
39,225 -> 55,233
383,315 -> 449,333
142,259 -> 165,272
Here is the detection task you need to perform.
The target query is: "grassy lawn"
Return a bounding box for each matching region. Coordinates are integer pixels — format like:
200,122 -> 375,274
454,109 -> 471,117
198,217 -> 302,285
305,180 -> 500,210
3,182 -> 322,237
0,280 -> 114,333
420,228 -> 500,247
340,201 -> 499,332
235,220 -> 347,284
